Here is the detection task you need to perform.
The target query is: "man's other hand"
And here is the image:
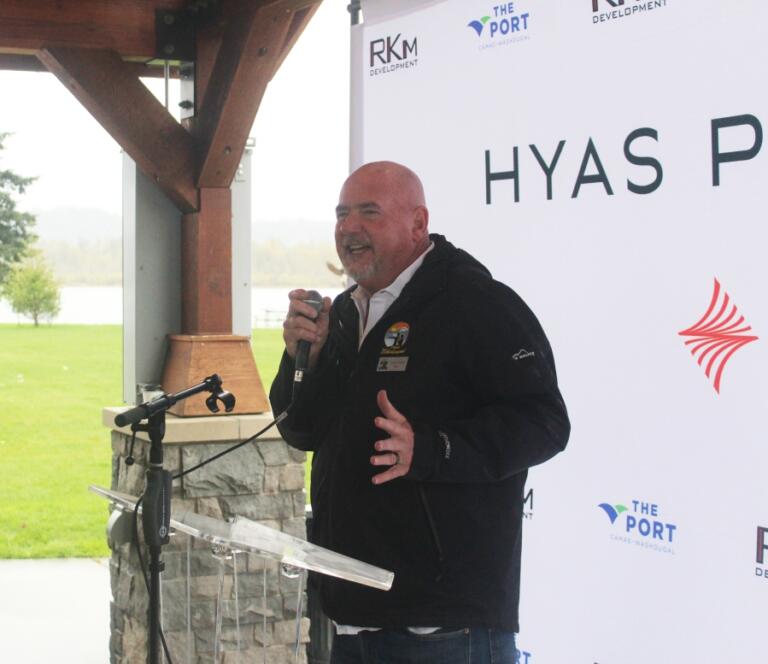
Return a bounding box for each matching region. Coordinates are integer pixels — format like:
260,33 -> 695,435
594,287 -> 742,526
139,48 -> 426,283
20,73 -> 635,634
371,389 -> 414,485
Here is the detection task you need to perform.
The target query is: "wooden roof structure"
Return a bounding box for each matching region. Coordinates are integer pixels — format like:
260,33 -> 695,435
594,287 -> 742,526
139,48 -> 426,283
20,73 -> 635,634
0,0 -> 324,414
0,0 -> 320,211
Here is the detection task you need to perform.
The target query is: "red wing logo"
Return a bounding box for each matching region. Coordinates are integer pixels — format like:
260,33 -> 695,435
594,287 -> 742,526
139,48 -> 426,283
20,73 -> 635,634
678,279 -> 758,393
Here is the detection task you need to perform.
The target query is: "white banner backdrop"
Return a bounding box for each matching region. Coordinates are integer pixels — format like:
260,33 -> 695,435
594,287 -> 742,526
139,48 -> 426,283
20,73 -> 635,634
352,1 -> 767,662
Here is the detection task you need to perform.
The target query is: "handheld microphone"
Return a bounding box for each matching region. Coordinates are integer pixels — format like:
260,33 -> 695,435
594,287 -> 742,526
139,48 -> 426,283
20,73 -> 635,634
294,290 -> 324,389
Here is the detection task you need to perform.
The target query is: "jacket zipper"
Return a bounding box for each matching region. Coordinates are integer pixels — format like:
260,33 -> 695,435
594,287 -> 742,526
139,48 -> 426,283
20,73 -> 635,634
418,485 -> 445,582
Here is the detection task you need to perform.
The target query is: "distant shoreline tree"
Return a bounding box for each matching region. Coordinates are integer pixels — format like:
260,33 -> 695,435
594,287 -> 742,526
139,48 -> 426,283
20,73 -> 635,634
0,132 -> 37,285
2,254 -> 61,326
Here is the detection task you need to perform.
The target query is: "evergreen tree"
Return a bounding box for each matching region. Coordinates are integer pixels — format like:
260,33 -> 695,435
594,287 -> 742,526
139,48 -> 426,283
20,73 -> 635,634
0,132 -> 37,285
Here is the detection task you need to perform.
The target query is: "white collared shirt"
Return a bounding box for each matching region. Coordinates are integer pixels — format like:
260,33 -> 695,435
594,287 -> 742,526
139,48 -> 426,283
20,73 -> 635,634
350,242 -> 434,348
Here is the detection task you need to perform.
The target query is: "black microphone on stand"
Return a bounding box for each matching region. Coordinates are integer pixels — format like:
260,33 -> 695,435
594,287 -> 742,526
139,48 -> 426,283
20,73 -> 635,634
293,290 -> 324,396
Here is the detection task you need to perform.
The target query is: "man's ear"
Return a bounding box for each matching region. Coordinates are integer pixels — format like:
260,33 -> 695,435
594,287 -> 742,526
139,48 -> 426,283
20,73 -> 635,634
413,205 -> 429,238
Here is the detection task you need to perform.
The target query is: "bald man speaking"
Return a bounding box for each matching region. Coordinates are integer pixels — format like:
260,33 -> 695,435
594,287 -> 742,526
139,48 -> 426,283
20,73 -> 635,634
270,162 -> 570,663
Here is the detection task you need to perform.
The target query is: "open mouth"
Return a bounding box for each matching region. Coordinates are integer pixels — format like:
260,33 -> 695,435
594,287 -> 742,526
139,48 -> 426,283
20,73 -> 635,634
345,243 -> 372,256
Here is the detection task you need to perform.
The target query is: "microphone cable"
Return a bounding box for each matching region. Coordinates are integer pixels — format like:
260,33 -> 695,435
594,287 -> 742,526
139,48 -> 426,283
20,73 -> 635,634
172,408 -> 289,481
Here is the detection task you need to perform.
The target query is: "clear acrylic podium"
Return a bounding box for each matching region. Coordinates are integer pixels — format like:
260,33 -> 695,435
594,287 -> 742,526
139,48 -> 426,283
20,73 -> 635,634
91,485 -> 394,663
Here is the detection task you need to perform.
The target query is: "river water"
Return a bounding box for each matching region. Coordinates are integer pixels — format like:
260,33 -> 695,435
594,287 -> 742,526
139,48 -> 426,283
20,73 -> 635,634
0,286 -> 343,326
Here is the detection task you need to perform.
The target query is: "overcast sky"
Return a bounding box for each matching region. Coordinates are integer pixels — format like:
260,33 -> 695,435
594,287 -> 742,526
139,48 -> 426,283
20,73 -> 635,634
0,0 -> 350,228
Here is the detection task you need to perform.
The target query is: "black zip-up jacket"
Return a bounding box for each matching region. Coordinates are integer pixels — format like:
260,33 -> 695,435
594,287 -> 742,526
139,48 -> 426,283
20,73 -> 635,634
270,235 -> 570,631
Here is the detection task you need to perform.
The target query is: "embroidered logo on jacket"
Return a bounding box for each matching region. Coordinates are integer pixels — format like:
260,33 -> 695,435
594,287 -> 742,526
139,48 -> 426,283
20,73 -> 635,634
513,348 -> 535,360
381,322 -> 410,355
378,322 -> 410,371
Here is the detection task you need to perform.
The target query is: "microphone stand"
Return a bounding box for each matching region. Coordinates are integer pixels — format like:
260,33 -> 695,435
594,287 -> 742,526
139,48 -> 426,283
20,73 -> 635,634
115,374 -> 235,664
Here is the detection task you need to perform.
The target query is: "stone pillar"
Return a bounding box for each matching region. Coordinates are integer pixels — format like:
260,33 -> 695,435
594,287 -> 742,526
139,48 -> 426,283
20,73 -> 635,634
103,409 -> 309,664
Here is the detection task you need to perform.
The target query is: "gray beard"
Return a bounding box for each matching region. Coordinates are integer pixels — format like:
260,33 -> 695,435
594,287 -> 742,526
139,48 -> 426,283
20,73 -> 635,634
341,256 -> 377,285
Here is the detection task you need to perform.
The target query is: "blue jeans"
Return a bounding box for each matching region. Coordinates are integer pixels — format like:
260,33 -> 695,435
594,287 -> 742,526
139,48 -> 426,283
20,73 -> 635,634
330,628 -> 517,664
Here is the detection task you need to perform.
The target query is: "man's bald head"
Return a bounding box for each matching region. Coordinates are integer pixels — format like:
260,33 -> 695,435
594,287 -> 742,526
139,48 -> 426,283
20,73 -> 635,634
335,161 -> 430,295
343,161 -> 426,208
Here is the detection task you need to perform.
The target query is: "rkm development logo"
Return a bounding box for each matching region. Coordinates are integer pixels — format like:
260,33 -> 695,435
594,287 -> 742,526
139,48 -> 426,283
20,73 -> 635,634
368,33 -> 418,77
591,0 -> 669,25
467,2 -> 530,48
678,279 -> 758,394
598,499 -> 677,554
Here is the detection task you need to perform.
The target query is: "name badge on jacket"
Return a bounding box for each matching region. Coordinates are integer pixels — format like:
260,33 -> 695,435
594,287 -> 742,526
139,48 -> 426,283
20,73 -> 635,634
377,357 -> 409,372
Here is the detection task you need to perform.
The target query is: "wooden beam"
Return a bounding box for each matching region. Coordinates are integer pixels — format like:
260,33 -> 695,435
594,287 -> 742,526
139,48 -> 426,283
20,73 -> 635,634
180,17 -> 225,135
0,0 -> 185,59
37,47 -> 198,212
0,52 -> 180,77
262,0 -> 322,11
195,1 -> 296,188
181,188 -> 232,334
271,3 -> 320,78
0,53 -> 44,72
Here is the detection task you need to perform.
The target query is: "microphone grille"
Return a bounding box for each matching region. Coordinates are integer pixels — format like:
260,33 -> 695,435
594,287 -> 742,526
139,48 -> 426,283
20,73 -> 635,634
304,290 -> 323,314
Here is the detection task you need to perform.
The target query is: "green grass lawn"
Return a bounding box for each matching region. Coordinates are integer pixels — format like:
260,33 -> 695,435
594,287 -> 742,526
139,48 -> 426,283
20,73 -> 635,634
0,324 -> 287,559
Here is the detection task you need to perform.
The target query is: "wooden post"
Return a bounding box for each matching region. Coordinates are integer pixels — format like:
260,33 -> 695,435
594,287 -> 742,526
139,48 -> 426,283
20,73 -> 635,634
162,187 -> 269,416
181,188 -> 233,335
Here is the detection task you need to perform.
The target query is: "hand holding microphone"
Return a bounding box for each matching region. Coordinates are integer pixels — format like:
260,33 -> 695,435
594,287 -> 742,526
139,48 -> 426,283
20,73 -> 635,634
282,289 -> 331,387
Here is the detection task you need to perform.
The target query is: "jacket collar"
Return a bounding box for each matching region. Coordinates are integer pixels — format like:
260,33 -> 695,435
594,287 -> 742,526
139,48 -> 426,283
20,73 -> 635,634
333,234 -> 479,344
